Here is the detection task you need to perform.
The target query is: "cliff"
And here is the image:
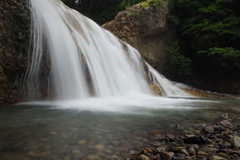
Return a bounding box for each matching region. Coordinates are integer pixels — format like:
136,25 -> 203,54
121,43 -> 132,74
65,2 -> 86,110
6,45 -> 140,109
0,0 -> 30,105
102,0 -> 172,75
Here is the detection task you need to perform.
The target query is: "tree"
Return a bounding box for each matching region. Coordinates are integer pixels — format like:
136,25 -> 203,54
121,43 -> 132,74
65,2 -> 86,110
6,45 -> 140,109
168,0 -> 240,81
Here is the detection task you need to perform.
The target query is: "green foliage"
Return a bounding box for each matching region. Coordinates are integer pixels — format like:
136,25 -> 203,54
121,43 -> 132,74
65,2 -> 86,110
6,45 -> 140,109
141,0 -> 166,9
168,0 -> 240,79
164,41 -> 192,76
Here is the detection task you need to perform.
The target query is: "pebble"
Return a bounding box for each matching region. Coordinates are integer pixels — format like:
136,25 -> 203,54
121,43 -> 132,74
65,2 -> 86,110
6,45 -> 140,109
139,154 -> 150,160
95,144 -> 105,150
115,147 -> 129,152
78,140 -> 87,145
220,120 -> 233,128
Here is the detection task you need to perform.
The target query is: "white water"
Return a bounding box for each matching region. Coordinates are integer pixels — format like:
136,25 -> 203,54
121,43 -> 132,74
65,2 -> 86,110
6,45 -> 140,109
24,0 -> 190,102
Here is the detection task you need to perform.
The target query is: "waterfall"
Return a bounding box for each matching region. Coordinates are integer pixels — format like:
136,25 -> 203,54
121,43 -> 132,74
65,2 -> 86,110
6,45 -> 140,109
24,0 -> 189,101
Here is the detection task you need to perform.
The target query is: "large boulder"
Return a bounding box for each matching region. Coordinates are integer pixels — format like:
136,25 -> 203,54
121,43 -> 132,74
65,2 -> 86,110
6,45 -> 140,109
102,0 -> 172,75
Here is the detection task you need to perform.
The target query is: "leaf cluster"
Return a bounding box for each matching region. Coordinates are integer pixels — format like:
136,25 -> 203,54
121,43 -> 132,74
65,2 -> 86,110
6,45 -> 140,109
167,0 -> 240,79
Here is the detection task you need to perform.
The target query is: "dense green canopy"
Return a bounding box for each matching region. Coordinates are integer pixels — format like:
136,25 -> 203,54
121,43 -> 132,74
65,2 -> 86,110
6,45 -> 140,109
166,0 -> 240,81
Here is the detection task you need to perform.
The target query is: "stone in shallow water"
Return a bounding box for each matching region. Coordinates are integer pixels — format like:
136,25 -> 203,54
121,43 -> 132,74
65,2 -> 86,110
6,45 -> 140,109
160,151 -> 174,160
139,154 -> 150,160
111,141 -> 120,146
214,125 -> 227,131
204,125 -> 215,133
183,136 -> 206,144
173,124 -> 184,130
211,156 -> 227,160
188,148 -> 196,156
86,155 -> 101,160
172,153 -> 186,160
166,134 -> 175,141
95,144 -> 105,150
115,147 -> 129,152
166,142 -> 179,152
220,113 -> 228,119
220,120 -> 233,128
233,136 -> 240,148
78,140 -> 87,145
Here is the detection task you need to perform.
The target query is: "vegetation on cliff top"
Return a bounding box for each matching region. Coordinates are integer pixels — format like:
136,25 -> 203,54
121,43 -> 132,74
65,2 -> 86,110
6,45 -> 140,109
167,0 -> 240,81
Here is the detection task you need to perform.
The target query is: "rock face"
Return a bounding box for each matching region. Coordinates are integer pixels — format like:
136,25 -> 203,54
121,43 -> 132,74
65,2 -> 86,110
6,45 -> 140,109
102,0 -> 171,75
0,0 -> 30,105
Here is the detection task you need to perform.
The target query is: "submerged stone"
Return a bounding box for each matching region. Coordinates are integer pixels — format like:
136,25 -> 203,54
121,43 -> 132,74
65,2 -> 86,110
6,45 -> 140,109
183,136 -> 206,144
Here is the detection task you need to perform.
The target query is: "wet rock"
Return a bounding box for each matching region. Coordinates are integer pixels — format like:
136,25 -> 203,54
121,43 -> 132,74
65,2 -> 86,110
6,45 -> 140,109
139,154 -> 150,160
172,147 -> 186,152
166,142 -> 179,152
78,140 -> 87,145
232,136 -> 240,148
172,153 -> 186,160
183,136 -> 206,144
204,126 -> 215,134
95,144 -> 105,150
110,155 -> 121,160
211,156 -> 227,160
188,148 -> 196,156
220,113 -> 228,119
235,125 -> 240,131
130,149 -> 140,155
220,120 -> 233,128
180,149 -> 189,155
116,147 -> 129,152
86,155 -> 101,160
214,125 -> 227,132
150,84 -> 162,96
129,155 -> 138,160
185,156 -> 194,160
141,148 -> 156,154
166,134 -> 175,141
160,152 -> 174,160
156,146 -> 166,152
152,141 -> 163,147
197,151 -> 207,155
218,153 -> 230,159
155,154 -> 161,160
173,124 -> 184,130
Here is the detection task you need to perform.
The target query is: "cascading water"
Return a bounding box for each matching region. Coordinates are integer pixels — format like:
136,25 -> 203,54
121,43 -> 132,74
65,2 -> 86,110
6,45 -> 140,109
24,0 -> 189,101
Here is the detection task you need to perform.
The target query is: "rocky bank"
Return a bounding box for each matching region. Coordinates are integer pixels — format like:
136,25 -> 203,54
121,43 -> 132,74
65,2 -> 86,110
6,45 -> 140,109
125,114 -> 240,160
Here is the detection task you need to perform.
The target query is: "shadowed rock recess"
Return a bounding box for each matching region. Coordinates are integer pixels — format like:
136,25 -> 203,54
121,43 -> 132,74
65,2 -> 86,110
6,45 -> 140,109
102,0 -> 171,75
0,0 -> 30,105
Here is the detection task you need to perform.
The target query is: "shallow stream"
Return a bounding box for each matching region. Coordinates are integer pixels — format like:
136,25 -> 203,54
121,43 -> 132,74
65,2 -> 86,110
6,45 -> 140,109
0,96 -> 240,160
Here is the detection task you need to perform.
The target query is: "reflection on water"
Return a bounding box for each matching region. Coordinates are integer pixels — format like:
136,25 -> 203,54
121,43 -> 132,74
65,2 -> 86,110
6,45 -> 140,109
0,97 -> 240,159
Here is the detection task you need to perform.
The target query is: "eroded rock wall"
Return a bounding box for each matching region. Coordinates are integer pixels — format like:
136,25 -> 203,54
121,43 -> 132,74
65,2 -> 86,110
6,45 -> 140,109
102,1 -> 172,75
0,0 -> 30,105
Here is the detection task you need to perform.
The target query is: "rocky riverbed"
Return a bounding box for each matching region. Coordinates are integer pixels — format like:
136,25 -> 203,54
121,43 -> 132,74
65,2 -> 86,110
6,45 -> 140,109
124,113 -> 240,160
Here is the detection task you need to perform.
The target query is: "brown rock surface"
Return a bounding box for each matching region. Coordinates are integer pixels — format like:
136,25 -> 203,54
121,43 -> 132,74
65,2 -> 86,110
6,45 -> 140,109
102,0 -> 171,75
0,0 -> 30,105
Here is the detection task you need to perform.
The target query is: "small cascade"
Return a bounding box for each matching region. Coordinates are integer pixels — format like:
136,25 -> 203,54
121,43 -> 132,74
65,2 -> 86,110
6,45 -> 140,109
24,0 -> 189,101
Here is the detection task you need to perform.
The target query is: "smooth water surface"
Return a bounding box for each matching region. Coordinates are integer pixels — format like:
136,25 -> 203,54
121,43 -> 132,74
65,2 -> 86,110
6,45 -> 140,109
0,97 -> 240,160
